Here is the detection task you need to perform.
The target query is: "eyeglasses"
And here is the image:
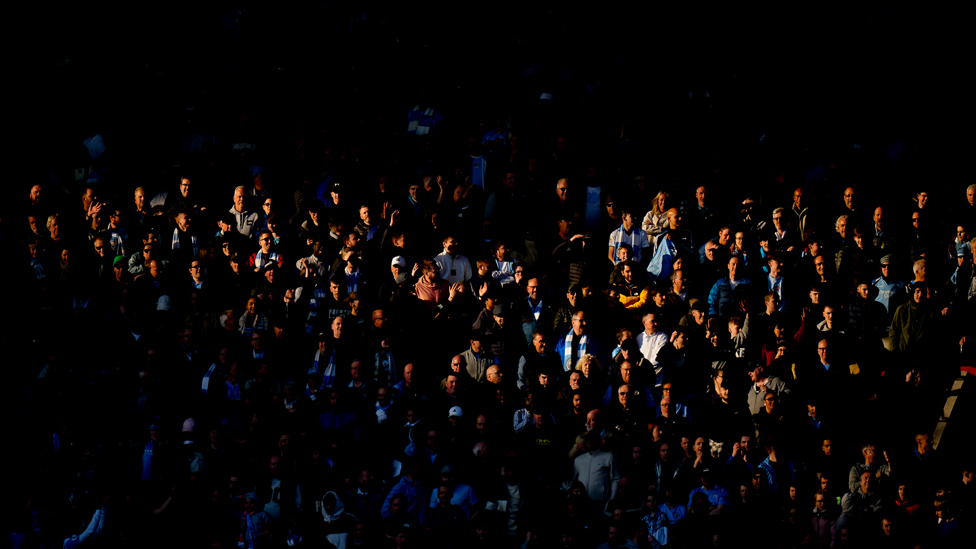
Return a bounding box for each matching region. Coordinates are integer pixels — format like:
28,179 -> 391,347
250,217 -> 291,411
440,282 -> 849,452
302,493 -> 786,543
190,265 -> 201,269
606,203 -> 614,207
143,249 -> 151,253
619,391 -> 629,396
773,216 -> 782,220
263,202 -> 272,207
259,238 -> 270,242
94,246 -> 104,250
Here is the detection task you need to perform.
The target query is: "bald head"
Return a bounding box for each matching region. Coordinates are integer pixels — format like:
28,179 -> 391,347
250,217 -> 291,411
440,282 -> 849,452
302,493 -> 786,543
585,409 -> 601,431
666,208 -> 680,228
486,365 -> 502,384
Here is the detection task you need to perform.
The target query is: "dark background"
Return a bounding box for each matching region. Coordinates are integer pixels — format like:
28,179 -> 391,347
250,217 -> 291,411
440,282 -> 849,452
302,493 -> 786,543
11,4 -> 970,198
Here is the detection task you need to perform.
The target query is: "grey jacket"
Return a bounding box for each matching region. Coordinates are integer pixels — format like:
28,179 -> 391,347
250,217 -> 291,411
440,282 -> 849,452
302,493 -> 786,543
746,375 -> 790,415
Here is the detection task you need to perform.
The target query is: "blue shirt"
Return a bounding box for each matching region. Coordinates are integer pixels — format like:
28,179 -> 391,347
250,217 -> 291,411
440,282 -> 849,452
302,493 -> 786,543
658,503 -> 687,524
428,483 -> 479,519
609,225 -> 651,264
872,276 -> 904,312
687,485 -> 729,507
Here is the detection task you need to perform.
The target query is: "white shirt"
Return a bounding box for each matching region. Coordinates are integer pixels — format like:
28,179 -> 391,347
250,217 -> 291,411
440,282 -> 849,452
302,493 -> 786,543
636,330 -> 668,366
434,251 -> 473,284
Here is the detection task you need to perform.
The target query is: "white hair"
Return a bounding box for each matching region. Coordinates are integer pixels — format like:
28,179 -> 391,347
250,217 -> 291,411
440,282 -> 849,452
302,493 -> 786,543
835,215 -> 849,230
472,441 -> 487,457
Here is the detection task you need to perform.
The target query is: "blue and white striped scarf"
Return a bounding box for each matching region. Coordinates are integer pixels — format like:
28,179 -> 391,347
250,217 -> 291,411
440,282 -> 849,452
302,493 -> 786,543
312,348 -> 337,388
172,228 -> 199,256
253,250 -> 282,270
345,268 -> 360,294
202,363 -> 217,394
563,331 -> 588,371
305,287 -> 328,335
242,512 -> 258,548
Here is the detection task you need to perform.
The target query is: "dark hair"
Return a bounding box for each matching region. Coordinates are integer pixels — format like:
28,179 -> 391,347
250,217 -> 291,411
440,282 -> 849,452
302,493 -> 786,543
620,338 -> 640,355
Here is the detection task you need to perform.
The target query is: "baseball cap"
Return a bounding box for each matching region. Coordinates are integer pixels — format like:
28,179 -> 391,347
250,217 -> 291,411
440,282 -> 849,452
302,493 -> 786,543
448,406 -> 463,418
113,255 -> 126,268
391,256 -> 407,268
249,166 -> 264,178
880,254 -> 893,265
492,304 -> 506,316
441,464 -> 456,474
182,418 -> 196,433
156,295 -> 171,311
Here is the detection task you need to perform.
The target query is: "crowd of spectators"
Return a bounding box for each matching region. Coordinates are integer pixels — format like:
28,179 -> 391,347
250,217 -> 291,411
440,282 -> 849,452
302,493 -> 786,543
9,92 -> 976,549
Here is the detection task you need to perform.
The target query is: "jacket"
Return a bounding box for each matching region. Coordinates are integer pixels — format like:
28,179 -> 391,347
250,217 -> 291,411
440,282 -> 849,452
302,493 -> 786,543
746,376 -> 790,415
757,457 -> 796,495
809,507 -> 836,549
461,348 -> 495,383
707,277 -> 753,318
573,450 -> 620,502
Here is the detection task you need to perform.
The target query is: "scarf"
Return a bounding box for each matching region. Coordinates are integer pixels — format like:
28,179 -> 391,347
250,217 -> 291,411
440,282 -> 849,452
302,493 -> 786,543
171,228 -> 199,256
374,350 -> 396,386
345,268 -> 360,294
313,348 -> 337,388
202,362 -> 217,394
254,249 -> 281,270
527,297 -> 543,321
240,512 -> 258,548
375,400 -> 392,423
563,331 -> 588,371
648,236 -> 676,281
225,380 -> 241,401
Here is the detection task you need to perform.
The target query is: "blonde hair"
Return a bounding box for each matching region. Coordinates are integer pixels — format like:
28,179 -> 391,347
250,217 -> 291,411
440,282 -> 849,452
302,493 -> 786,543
651,191 -> 669,215
575,353 -> 602,373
